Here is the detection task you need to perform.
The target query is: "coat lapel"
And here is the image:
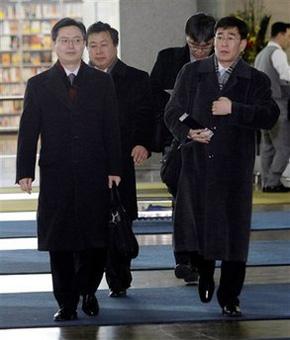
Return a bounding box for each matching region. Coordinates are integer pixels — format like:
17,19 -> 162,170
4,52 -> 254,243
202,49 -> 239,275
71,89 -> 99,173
75,62 -> 94,107
110,59 -> 127,82
219,59 -> 252,95
198,56 -> 252,96
44,63 -> 73,110
198,56 -> 220,97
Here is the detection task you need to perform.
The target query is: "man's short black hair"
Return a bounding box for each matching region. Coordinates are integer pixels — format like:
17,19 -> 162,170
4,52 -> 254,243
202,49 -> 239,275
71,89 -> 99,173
271,22 -> 290,37
51,17 -> 86,42
86,21 -> 119,46
215,16 -> 248,40
185,12 -> 216,43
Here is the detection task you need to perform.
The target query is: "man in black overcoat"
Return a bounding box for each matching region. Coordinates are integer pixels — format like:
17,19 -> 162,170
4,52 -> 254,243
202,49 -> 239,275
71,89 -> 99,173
165,17 -> 279,316
150,13 -> 216,285
150,12 -> 216,152
16,18 -> 122,321
86,22 -> 153,297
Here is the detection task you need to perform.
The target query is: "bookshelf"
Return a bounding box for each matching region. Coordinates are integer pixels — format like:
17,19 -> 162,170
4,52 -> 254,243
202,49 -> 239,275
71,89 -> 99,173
0,0 -> 83,133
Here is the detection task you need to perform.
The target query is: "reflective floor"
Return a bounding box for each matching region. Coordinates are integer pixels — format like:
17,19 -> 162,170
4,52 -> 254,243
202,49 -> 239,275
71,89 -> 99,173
1,134 -> 290,339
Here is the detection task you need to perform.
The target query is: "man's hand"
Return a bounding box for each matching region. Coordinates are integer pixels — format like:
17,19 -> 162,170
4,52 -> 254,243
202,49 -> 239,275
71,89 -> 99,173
212,97 -> 232,115
19,178 -> 33,194
131,145 -> 149,165
187,128 -> 214,144
108,176 -> 121,188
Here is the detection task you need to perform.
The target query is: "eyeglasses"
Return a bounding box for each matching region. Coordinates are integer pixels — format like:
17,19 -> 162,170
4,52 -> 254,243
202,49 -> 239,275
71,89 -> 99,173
57,37 -> 84,46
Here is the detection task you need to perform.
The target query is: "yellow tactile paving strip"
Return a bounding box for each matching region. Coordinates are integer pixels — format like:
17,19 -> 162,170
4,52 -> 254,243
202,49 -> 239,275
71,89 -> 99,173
0,183 -> 289,212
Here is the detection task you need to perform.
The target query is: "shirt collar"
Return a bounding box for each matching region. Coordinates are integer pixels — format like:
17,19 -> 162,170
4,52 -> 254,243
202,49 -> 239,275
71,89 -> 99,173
268,41 -> 282,50
218,62 -> 228,73
63,65 -> 80,77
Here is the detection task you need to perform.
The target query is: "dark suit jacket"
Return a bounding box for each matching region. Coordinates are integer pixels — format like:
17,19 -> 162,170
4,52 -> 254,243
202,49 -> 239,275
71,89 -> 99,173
150,45 -> 190,151
16,61 -> 122,251
110,59 -> 154,220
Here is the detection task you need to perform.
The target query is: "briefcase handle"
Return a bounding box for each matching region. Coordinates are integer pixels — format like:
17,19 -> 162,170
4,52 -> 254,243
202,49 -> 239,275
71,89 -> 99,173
110,183 -> 122,209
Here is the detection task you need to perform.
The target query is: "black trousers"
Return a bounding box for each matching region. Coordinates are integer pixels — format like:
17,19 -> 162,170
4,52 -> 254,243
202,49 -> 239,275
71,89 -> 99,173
49,248 -> 107,310
191,253 -> 246,307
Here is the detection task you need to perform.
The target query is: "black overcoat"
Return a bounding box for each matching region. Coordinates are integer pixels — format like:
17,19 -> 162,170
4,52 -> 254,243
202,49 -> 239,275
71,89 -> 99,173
150,45 -> 190,150
150,45 -> 190,112
164,56 -> 279,261
110,59 -> 153,221
16,61 -> 122,251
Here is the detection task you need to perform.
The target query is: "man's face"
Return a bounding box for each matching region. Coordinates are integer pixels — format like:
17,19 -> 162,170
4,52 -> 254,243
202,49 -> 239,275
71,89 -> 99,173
280,28 -> 290,49
186,36 -> 214,60
214,27 -> 247,67
53,25 -> 85,66
87,31 -> 118,70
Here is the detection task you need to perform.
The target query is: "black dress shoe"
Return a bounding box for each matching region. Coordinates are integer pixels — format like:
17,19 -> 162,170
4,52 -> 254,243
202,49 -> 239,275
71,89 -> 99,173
109,289 -> 127,297
174,264 -> 199,284
53,308 -> 77,321
82,294 -> 99,316
222,304 -> 242,317
198,277 -> 215,303
184,267 -> 199,285
263,184 -> 290,193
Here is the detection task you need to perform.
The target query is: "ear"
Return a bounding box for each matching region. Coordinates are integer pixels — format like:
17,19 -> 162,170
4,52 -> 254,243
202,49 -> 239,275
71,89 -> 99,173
240,39 -> 247,53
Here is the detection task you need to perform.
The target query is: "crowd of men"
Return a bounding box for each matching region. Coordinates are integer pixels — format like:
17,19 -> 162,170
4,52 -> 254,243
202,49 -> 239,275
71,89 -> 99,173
16,13 -> 289,321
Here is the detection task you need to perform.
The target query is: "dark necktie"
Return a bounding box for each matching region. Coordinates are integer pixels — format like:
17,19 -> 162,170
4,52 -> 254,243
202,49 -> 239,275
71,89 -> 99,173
67,73 -> 77,101
68,73 -> 75,86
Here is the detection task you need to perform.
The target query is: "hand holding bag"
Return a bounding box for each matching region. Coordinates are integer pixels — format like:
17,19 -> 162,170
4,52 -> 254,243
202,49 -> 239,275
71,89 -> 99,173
108,184 -> 139,259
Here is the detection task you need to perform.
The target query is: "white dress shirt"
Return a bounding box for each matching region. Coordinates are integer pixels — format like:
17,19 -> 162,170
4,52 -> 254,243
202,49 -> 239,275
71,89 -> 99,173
268,41 -> 290,82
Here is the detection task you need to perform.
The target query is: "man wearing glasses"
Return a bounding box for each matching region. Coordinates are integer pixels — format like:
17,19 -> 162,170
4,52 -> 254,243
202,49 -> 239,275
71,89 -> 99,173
16,18 -> 122,321
150,12 -> 216,286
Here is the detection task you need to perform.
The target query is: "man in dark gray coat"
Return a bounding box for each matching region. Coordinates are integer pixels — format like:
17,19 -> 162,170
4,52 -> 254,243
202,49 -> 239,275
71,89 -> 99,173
16,18 -> 122,321
165,16 -> 279,316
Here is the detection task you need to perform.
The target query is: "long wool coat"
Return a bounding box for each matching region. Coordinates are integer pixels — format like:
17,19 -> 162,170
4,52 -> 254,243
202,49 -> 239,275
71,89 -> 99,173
110,60 -> 154,221
16,62 -> 122,251
164,56 -> 279,262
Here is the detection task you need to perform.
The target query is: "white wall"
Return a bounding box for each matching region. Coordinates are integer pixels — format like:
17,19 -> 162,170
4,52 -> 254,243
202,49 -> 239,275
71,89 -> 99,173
119,0 -> 197,73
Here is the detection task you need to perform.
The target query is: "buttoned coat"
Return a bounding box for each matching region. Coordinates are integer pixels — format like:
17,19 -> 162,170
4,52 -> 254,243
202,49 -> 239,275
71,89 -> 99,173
164,56 -> 279,261
16,61 -> 122,251
110,59 -> 153,221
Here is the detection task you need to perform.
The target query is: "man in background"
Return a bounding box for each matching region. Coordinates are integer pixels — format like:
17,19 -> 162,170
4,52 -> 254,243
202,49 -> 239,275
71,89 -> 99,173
87,21 -> 153,297
255,22 -> 290,192
150,12 -> 216,285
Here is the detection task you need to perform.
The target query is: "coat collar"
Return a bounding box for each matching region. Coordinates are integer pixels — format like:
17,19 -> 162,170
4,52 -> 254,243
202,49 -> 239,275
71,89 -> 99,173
196,55 -> 252,95
110,59 -> 127,78
45,60 -> 87,109
181,44 -> 190,63
198,55 -> 251,79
